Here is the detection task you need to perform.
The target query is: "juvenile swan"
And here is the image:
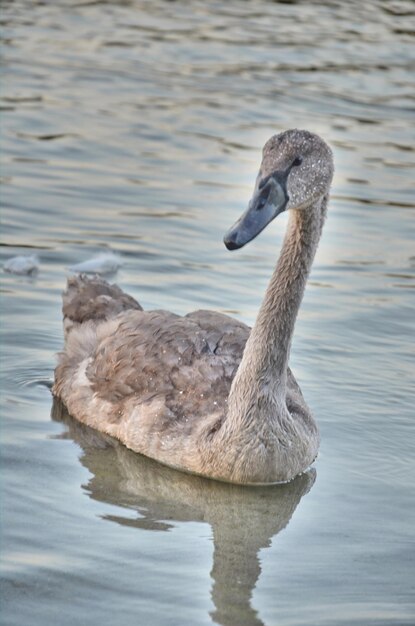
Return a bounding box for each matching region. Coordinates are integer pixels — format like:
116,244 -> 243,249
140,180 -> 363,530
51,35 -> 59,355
53,129 -> 334,485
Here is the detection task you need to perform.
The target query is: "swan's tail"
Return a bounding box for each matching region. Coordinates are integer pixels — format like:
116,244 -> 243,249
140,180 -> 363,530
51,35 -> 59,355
62,274 -> 142,337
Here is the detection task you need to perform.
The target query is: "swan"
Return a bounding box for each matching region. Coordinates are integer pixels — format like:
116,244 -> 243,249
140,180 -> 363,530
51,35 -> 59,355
53,129 -> 334,485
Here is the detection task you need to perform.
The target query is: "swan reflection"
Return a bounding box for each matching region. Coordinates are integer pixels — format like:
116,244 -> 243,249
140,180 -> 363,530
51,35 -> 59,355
52,398 -> 315,626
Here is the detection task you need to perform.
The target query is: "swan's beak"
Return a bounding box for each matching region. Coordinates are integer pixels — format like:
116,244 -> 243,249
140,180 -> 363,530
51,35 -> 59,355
223,177 -> 287,250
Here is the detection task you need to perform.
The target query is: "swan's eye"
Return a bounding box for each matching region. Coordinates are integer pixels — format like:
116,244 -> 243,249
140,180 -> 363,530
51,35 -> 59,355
292,157 -> 303,167
257,196 -> 267,210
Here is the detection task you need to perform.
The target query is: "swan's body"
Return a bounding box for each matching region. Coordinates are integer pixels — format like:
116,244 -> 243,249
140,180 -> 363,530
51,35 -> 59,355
53,129 -> 334,485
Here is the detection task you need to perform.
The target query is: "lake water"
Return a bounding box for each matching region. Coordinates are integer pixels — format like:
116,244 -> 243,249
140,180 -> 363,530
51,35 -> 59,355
1,1 -> 414,624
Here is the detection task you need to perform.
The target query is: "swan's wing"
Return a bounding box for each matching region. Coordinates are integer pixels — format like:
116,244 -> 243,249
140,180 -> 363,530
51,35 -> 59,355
54,305 -> 250,464
62,274 -> 142,335
84,309 -> 249,420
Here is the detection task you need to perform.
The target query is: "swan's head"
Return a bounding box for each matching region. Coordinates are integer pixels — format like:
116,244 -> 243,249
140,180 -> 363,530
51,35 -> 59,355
224,129 -> 334,250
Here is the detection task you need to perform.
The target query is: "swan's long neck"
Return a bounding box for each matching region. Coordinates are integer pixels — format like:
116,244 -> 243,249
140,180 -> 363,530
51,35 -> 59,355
227,196 -> 328,421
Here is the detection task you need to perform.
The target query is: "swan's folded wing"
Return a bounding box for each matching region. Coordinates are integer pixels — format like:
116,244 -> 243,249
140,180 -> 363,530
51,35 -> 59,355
84,309 -> 250,423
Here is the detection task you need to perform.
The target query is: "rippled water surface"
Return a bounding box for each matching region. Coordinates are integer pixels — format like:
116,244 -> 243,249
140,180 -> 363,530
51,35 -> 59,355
1,1 -> 415,624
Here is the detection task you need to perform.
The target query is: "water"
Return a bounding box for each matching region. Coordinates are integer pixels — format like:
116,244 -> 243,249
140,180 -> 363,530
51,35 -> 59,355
1,1 -> 414,624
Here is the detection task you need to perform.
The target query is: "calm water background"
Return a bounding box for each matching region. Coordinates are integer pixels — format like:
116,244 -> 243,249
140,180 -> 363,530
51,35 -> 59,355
1,1 -> 414,624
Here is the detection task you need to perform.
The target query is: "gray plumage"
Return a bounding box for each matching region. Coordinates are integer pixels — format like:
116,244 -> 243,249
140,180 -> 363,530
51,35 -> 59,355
53,129 -> 334,485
